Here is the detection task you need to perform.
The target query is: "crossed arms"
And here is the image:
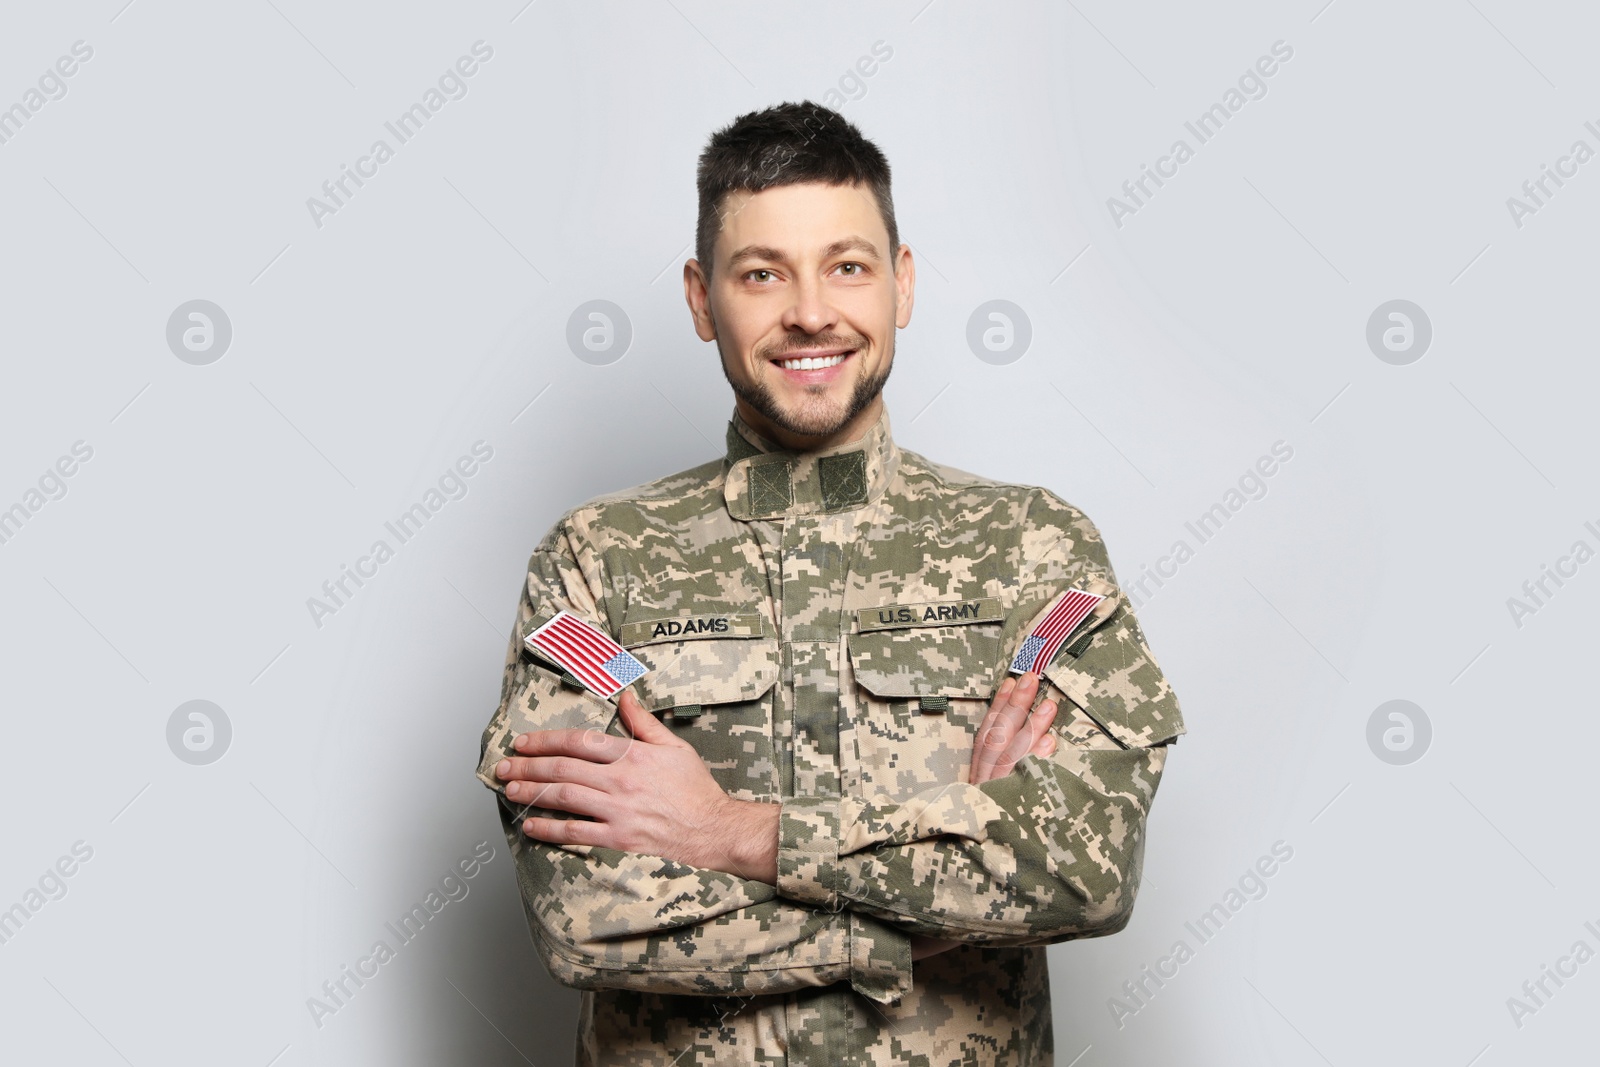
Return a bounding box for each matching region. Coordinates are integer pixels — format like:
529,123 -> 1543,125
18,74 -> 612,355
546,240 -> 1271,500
475,523 -> 1179,1004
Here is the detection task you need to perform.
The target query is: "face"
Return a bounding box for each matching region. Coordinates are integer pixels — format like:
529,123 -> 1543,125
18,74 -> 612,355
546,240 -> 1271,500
685,181 -> 916,450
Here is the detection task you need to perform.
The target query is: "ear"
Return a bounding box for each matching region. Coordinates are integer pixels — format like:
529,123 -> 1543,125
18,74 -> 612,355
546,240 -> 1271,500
684,259 -> 717,342
892,243 -> 916,329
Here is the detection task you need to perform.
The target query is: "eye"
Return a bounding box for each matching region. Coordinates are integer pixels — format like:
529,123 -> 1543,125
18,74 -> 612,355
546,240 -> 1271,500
745,269 -> 775,283
837,263 -> 862,276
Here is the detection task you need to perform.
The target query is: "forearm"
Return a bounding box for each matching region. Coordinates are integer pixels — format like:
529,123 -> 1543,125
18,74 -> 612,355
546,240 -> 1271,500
717,798 -> 780,885
774,744 -> 1166,945
495,796 -> 912,1003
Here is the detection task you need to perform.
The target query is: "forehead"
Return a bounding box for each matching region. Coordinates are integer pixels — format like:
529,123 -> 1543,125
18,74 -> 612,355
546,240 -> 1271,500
715,181 -> 888,261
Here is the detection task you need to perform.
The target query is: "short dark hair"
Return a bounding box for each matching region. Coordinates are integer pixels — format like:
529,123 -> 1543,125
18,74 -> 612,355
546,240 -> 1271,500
695,101 -> 898,277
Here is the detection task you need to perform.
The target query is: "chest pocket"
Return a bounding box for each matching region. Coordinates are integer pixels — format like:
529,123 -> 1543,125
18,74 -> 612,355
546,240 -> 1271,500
620,610 -> 780,801
846,602 -> 1005,797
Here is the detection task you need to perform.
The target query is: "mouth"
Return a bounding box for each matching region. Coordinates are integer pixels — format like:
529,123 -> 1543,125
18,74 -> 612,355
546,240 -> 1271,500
768,347 -> 856,381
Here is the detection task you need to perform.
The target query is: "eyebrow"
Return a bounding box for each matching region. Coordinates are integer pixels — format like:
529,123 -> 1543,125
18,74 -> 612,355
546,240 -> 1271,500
725,236 -> 883,270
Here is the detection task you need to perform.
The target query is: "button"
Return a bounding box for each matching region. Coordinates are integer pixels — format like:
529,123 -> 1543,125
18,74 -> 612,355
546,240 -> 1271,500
918,696 -> 949,713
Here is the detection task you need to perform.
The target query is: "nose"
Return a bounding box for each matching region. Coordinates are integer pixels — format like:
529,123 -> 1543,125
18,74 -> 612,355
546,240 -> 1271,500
780,273 -> 838,336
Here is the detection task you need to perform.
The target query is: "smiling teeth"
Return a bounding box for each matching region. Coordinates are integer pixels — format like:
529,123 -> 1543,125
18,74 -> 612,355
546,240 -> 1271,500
777,353 -> 846,371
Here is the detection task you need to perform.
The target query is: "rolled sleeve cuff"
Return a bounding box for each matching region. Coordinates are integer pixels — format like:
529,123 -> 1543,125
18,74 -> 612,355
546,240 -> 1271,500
776,794 -> 842,909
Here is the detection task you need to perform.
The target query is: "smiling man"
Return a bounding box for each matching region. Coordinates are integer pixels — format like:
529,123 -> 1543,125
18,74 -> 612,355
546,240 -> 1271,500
476,102 -> 1184,1067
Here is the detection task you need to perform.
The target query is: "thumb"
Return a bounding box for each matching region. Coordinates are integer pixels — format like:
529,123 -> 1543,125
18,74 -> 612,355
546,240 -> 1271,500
616,687 -> 677,745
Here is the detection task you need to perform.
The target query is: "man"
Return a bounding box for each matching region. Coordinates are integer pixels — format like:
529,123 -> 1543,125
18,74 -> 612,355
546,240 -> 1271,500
475,101 -> 1184,1066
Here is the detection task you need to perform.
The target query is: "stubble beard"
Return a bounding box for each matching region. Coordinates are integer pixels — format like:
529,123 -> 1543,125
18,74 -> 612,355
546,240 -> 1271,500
719,332 -> 894,440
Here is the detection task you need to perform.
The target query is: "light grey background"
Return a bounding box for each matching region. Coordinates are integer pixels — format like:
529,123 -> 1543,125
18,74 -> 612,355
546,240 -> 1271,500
2,1 -> 1595,1064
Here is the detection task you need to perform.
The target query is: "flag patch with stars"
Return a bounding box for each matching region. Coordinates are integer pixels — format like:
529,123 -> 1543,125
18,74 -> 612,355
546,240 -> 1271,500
525,610 -> 649,698
1009,588 -> 1107,674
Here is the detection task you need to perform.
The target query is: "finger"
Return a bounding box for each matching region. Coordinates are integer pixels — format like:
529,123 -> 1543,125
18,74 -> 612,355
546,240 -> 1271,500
969,676 -> 1021,782
616,687 -> 680,746
504,778 -> 611,817
511,726 -> 629,763
972,672 -> 1038,784
495,754 -> 606,792
981,678 -> 1049,781
968,676 -> 1017,783
521,813 -> 609,848
987,698 -> 1055,780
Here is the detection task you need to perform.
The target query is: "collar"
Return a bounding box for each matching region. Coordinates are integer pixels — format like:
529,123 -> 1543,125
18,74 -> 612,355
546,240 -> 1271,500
723,406 -> 901,520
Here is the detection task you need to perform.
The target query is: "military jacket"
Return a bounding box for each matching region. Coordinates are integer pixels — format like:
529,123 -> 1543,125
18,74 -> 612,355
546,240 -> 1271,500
476,407 -> 1184,1066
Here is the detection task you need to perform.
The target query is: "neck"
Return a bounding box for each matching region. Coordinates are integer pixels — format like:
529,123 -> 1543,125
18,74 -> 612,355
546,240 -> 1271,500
733,395 -> 884,454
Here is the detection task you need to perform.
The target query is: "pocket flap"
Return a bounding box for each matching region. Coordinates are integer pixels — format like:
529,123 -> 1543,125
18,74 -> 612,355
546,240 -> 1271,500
621,612 -> 779,712
1041,603 -> 1183,748
847,623 -> 1002,698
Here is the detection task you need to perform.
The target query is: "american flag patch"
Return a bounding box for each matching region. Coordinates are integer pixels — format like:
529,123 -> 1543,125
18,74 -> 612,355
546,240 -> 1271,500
525,610 -> 649,698
1009,588 -> 1107,674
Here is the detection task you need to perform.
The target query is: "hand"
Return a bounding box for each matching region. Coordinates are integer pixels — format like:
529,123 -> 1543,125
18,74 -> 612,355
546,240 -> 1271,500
916,673 -> 1060,963
968,672 -> 1058,786
494,689 -> 775,880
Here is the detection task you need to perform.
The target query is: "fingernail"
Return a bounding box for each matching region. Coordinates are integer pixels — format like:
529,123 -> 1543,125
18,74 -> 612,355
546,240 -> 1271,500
496,759 -> 511,777
505,782 -> 519,799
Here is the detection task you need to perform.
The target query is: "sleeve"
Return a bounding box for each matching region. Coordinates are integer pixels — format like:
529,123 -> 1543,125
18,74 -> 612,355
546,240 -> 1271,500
476,515 -> 913,1004
774,515 -> 1184,948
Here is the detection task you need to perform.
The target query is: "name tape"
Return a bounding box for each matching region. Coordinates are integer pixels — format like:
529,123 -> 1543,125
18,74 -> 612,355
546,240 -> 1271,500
855,597 -> 1004,633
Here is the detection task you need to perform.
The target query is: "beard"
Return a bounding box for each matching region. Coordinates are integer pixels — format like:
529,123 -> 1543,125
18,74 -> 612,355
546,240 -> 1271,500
719,331 -> 894,440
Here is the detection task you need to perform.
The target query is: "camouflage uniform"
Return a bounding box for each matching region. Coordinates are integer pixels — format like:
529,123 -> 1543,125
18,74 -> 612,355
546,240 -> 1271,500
476,407 -> 1183,1066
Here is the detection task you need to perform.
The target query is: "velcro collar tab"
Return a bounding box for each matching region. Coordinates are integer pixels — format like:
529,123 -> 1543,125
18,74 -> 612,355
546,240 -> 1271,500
722,407 -> 899,520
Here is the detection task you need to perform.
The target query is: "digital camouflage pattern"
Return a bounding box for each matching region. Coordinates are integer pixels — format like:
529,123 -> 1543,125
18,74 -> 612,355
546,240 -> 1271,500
476,407 -> 1184,1066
